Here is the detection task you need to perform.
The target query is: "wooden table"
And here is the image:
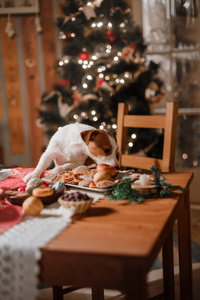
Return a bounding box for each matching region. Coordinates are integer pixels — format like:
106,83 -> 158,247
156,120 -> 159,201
39,172 -> 194,300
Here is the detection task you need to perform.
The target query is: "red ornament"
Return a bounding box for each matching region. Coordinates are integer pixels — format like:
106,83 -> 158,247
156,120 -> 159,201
58,80 -> 70,87
106,30 -> 116,42
72,91 -> 81,103
67,33 -> 72,37
96,78 -> 105,87
79,52 -> 89,60
18,186 -> 26,192
129,44 -> 136,50
122,44 -> 136,62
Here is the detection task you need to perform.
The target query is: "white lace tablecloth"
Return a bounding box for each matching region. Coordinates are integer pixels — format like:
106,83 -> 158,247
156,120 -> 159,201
0,190 -> 102,300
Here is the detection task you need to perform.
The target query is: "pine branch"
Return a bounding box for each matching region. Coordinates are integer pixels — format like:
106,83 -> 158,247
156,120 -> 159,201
107,165 -> 183,203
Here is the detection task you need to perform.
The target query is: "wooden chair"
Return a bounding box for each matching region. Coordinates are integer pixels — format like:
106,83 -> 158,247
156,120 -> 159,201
116,102 -> 179,172
115,101 -> 179,300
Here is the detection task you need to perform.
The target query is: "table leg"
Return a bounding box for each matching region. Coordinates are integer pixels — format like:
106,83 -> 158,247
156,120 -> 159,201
178,188 -> 193,300
52,286 -> 64,300
162,229 -> 175,300
92,288 -> 104,300
124,267 -> 147,300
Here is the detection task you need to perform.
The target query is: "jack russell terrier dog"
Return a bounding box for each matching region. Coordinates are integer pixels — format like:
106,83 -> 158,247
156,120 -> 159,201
24,123 -> 119,182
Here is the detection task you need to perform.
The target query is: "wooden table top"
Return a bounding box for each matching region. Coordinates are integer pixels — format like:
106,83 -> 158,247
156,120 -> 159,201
40,172 -> 193,288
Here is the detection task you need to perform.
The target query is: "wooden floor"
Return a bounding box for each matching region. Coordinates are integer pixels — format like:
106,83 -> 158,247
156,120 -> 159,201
37,204 -> 200,300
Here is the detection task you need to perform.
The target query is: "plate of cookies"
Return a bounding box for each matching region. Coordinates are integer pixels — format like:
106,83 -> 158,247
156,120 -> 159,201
43,164 -> 118,193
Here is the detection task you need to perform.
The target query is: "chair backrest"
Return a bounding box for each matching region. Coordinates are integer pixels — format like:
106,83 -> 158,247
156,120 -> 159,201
116,102 -> 179,172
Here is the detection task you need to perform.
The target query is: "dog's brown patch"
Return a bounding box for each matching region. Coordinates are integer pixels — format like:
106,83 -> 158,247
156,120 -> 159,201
81,130 -> 113,158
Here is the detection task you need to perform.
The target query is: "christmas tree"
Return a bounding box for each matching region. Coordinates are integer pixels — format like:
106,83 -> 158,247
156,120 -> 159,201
39,0 -> 165,157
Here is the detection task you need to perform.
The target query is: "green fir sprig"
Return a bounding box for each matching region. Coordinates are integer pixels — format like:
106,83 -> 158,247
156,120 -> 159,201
107,165 -> 183,203
150,165 -> 183,197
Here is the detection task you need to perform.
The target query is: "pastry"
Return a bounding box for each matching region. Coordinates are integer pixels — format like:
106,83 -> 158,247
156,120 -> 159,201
73,173 -> 92,183
89,182 -> 97,188
32,187 -> 54,197
5,190 -> 30,206
73,165 -> 90,174
96,164 -> 117,176
62,171 -> 74,181
96,180 -> 115,189
78,180 -> 92,187
58,191 -> 93,213
22,196 -> 44,216
93,170 -> 112,184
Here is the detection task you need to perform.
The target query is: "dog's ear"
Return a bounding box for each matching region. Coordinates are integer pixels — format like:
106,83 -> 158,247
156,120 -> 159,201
81,130 -> 99,145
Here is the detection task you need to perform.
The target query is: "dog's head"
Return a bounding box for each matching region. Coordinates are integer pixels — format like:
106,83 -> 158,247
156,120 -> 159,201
81,129 -> 119,168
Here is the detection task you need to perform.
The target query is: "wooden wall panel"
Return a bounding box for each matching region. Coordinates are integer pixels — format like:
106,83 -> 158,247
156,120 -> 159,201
0,80 -> 3,120
0,17 -> 26,154
40,0 -> 58,92
21,16 -> 44,167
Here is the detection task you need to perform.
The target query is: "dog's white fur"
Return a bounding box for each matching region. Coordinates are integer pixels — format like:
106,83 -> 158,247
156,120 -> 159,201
24,123 -> 119,182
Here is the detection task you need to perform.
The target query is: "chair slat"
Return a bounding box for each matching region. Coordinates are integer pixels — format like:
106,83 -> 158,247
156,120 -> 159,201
117,102 -> 179,172
124,115 -> 166,129
121,154 -> 162,170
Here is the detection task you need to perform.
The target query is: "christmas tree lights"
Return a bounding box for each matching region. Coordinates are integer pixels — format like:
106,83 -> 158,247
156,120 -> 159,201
39,0 -> 165,157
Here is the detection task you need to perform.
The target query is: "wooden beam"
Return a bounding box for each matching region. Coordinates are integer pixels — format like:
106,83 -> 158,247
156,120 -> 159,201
0,17 -> 26,154
40,0 -> 58,92
21,16 -> 44,167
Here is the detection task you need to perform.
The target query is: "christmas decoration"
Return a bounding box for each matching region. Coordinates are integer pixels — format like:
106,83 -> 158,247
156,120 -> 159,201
38,0 -> 165,158
5,15 -> 15,38
107,165 -> 183,203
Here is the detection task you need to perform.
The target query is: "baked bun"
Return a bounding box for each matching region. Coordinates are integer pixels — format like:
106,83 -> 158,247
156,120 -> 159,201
93,170 -> 112,184
22,196 -> 44,216
73,165 -> 90,174
32,187 -> 54,197
96,180 -> 115,189
96,164 -> 117,176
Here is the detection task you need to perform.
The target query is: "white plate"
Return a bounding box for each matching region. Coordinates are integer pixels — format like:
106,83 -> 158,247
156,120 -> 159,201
42,176 -> 112,193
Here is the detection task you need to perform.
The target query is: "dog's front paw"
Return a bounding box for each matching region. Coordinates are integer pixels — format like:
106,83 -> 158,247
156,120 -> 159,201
23,173 -> 34,182
23,171 -> 41,182
49,166 -> 65,175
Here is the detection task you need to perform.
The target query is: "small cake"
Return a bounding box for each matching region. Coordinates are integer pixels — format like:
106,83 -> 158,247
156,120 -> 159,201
58,191 -> 93,214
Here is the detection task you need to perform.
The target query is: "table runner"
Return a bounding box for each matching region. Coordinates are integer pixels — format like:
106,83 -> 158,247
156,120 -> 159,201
0,168 -> 103,300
